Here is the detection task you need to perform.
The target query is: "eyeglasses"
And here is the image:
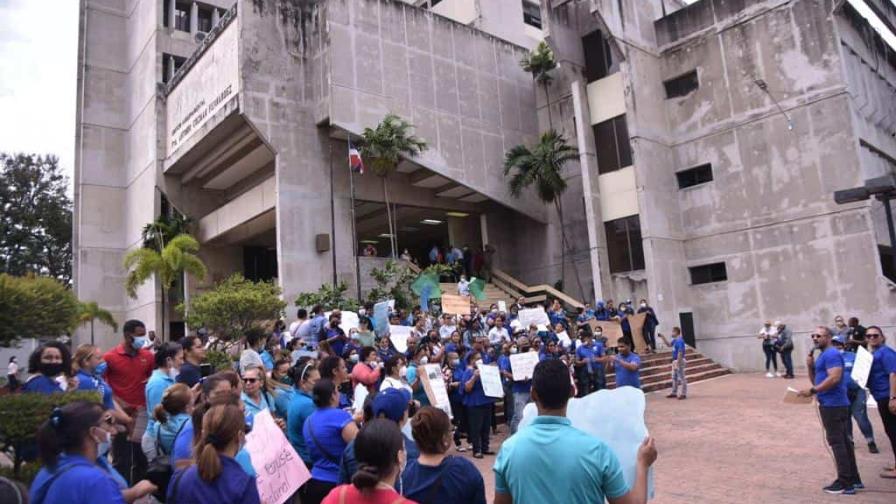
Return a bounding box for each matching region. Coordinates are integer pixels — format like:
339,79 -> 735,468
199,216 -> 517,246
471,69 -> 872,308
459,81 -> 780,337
810,334 -> 823,339
243,377 -> 259,384
867,333 -> 882,339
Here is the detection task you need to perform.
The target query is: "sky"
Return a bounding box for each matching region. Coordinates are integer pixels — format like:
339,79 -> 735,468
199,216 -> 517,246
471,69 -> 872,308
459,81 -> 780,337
0,0 -> 893,195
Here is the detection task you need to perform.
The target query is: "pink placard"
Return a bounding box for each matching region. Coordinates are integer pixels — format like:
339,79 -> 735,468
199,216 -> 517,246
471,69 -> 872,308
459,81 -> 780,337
245,410 -> 311,504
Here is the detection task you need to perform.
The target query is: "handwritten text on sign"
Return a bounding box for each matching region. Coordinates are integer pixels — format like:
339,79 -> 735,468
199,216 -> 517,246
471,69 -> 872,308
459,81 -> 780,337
509,351 -> 539,381
245,410 -> 310,504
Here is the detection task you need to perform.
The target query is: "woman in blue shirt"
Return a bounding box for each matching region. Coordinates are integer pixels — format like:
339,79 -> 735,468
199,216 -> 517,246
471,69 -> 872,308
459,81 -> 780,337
29,401 -> 156,504
240,365 -> 282,420
168,404 -> 260,503
146,383 -> 192,460
22,342 -> 76,394
401,406 -> 486,504
287,359 -> 321,466
462,351 -> 496,459
72,344 -> 132,426
302,379 -> 359,504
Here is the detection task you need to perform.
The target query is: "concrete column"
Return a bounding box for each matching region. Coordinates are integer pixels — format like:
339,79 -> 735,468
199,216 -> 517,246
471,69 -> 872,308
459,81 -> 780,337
211,8 -> 220,27
190,2 -> 198,36
167,0 -> 176,29
167,54 -> 176,82
480,214 -> 489,246
571,80 -> 608,302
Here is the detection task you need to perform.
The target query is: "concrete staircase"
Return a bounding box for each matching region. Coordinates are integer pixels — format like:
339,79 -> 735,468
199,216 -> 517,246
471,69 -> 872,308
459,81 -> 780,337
605,348 -> 731,393
439,282 -> 512,308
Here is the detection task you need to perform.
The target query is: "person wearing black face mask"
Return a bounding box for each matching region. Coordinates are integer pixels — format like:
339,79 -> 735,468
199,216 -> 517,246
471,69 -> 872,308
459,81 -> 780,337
23,341 -> 78,394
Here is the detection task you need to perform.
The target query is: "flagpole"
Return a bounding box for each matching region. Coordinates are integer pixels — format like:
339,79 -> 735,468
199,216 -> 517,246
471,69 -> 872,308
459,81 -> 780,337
348,134 -> 362,301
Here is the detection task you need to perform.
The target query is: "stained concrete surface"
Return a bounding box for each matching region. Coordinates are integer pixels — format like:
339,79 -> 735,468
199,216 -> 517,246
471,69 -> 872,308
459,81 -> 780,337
463,373 -> 895,503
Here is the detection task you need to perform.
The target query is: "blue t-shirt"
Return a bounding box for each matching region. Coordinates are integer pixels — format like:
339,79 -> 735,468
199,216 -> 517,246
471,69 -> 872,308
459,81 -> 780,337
75,370 -> 114,410
840,351 -> 860,391
29,454 -> 125,504
671,337 -> 686,361
498,355 -> 512,385
461,368 -> 496,407
241,390 -> 279,418
287,390 -> 316,463
449,366 -> 466,401
260,350 -> 275,371
614,353 -> 641,389
146,413 -> 190,456
575,343 -> 602,374
869,345 -> 896,402
814,348 -> 848,407
22,375 -> 64,394
168,455 -> 259,504
303,407 -> 353,482
145,369 -> 175,430
401,455 -> 486,504
176,362 -> 203,388
327,328 -> 347,357
172,420 -> 256,476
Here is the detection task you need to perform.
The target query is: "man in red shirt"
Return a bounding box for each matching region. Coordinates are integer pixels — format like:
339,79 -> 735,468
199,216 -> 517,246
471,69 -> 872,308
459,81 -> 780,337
103,319 -> 154,483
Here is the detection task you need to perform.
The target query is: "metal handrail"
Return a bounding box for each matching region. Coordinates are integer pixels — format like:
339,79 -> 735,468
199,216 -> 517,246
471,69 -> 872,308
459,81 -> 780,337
491,269 -> 585,309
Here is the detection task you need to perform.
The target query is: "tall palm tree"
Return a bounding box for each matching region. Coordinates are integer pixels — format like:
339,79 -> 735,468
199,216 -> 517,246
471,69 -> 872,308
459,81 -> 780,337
141,213 -> 191,252
123,233 -> 207,340
77,301 -> 117,345
358,114 -> 428,258
504,130 -> 584,296
520,41 -> 558,128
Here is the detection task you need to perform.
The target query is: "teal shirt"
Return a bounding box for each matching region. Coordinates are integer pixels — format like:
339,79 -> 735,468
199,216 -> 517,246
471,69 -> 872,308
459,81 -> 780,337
145,369 -> 175,430
493,416 -> 629,504
286,390 -> 316,463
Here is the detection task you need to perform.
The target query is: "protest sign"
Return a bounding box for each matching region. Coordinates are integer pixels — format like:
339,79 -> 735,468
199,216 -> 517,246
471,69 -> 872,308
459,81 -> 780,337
441,294 -> 471,315
353,383 -> 369,414
420,364 -> 453,418
851,345 -> 873,388
589,320 -> 624,347
628,313 -> 649,353
389,325 -> 411,353
783,387 -> 813,404
509,351 -> 539,381
498,300 -> 507,313
372,301 -> 391,337
518,307 -> 550,327
245,410 -> 310,504
478,363 -> 504,398
519,387 -> 655,500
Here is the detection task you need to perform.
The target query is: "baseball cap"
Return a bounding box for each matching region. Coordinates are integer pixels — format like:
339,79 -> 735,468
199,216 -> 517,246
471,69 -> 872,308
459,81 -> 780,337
832,335 -> 846,345
372,388 -> 411,422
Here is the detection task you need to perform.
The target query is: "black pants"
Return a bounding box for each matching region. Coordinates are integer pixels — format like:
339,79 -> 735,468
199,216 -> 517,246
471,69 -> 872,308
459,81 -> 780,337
762,345 -> 778,372
503,383 -> 514,427
644,326 -> 656,351
302,478 -> 337,504
779,350 -> 793,377
575,367 -> 594,397
449,396 -> 468,446
819,406 -> 861,487
112,431 -> 147,485
878,400 -> 896,467
466,404 -> 492,454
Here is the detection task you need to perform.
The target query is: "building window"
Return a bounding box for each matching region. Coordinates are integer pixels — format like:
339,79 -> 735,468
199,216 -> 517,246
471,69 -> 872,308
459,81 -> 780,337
594,115 -> 632,174
664,70 -> 699,98
522,1 -> 542,29
582,29 -> 616,83
197,6 -> 214,33
174,2 -> 190,32
676,163 -> 713,189
163,54 -> 187,83
605,215 -> 644,273
689,262 -> 728,285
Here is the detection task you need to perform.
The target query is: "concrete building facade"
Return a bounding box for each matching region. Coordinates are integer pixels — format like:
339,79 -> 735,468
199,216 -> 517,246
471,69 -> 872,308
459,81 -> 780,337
74,0 -> 896,370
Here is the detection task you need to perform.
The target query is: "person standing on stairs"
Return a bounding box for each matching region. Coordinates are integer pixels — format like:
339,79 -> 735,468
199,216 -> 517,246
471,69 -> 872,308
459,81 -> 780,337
658,328 -> 687,400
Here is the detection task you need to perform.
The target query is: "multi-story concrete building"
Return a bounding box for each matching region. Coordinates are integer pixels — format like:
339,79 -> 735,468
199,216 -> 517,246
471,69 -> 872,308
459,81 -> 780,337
74,0 -> 895,370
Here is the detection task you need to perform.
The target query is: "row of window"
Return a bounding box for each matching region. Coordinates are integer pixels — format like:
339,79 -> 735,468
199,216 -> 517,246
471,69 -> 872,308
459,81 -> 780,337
163,0 -> 216,33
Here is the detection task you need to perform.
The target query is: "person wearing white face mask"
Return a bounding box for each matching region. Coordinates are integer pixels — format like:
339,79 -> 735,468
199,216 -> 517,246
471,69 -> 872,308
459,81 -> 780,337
142,342 -> 184,461
636,299 -> 659,353
380,355 -> 413,394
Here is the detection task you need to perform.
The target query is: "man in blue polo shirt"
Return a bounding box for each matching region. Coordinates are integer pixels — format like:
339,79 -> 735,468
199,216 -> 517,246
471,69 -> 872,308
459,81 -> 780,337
493,359 -> 656,504
612,339 -> 641,389
659,328 -> 687,399
865,326 -> 896,479
798,326 -> 861,494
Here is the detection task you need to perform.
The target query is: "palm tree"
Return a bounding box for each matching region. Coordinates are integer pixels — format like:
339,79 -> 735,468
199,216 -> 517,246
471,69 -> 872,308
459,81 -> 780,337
504,130 -> 584,297
77,301 -> 117,345
141,213 -> 192,252
520,41 -> 558,128
123,234 -> 207,340
358,114 -> 428,258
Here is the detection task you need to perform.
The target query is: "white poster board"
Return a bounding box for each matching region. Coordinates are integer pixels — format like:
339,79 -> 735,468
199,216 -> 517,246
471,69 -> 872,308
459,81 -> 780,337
509,352 -> 540,381
478,363 -> 504,398
389,325 -> 412,353
519,387 -> 655,500
518,307 -> 550,327
420,364 -> 453,418
245,410 -> 311,504
325,310 -> 359,333
851,345 -> 873,389
498,301 -> 507,313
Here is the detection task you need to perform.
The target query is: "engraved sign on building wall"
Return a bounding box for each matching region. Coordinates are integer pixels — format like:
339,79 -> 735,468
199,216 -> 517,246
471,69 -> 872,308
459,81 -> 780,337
165,18 -> 240,157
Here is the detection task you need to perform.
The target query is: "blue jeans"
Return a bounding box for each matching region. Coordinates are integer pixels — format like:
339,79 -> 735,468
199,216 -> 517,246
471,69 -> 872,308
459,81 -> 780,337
848,388 -> 875,444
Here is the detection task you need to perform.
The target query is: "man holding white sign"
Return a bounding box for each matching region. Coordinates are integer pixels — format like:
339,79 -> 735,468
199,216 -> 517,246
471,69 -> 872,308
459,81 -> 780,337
508,337 -> 539,433
462,351 -> 498,459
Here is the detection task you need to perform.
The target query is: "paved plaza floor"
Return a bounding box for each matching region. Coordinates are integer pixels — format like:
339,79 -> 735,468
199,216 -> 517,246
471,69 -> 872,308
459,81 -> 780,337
463,373 -> 896,503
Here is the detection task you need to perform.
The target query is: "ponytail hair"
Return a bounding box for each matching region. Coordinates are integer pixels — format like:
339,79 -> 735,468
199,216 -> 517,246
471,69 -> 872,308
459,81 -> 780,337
311,378 -> 336,408
153,383 -> 192,424
196,404 -> 244,482
351,419 -> 403,492
37,401 -> 103,467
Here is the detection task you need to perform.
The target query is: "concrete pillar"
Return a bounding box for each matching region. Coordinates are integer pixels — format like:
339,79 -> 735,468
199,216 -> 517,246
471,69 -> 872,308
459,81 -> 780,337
167,54 -> 176,82
571,80 -> 608,302
167,0 -> 176,29
480,214 -> 489,246
190,2 -> 198,36
211,8 -> 220,27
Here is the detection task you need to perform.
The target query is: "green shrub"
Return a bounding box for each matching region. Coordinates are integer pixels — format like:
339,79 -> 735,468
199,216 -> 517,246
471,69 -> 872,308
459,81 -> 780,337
182,273 -> 286,342
206,349 -> 236,372
295,281 -> 360,311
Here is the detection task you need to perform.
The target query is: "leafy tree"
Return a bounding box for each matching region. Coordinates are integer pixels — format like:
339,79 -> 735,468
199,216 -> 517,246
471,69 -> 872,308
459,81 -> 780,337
295,281 -> 360,312
0,153 -> 72,284
182,273 -> 286,343
504,130 -> 584,296
358,114 -> 428,258
141,213 -> 192,252
520,41 -> 558,128
77,301 -> 117,345
123,234 -> 207,340
0,274 -> 79,347
366,259 -> 417,309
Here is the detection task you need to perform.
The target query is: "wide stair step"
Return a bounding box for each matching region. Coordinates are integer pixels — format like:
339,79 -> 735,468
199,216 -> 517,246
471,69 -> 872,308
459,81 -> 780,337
604,348 -> 730,393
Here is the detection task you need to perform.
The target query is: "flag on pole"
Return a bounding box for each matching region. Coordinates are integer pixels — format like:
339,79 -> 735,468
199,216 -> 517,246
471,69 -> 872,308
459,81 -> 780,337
468,277 -> 487,301
348,138 -> 365,174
